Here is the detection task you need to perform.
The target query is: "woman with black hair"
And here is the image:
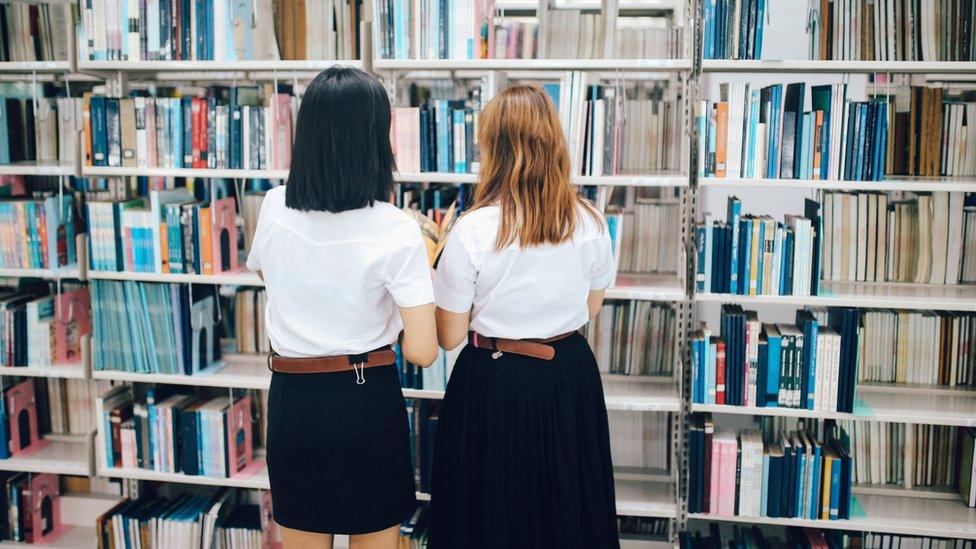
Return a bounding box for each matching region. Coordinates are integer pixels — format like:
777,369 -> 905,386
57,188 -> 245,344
247,66 -> 438,549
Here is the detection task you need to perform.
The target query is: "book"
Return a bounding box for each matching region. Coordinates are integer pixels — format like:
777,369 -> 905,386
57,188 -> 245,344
586,301 -> 676,376
703,0 -> 766,59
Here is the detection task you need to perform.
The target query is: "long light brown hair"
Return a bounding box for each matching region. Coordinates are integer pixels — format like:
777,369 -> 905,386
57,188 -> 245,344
472,85 -> 601,250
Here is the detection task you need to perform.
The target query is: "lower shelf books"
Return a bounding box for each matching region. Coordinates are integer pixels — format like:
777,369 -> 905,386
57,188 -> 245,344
692,306 -> 860,413
839,420 -> 961,491
400,504 -> 431,547
234,288 -> 269,355
0,472 -> 60,543
608,410 -> 671,471
617,516 -> 669,539
857,310 -> 976,387
96,385 -> 255,479
587,301 -> 676,376
0,283 -> 91,368
820,191 -> 972,286
91,280 -> 221,375
406,399 -> 438,495
696,196 -> 817,297
681,525 -> 855,548
687,416 -> 853,521
863,533 -> 976,548
96,488 -> 275,549
391,84 -> 483,174
606,198 -> 681,275
962,427 -> 975,508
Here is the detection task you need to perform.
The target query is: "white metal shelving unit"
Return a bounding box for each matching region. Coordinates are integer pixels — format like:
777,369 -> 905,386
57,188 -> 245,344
701,59 -> 976,74
694,281 -> 976,312
699,176 -> 976,193
0,433 -> 94,477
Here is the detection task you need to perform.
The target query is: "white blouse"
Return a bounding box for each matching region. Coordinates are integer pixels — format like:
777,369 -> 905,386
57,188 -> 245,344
434,203 -> 616,339
246,186 -> 434,358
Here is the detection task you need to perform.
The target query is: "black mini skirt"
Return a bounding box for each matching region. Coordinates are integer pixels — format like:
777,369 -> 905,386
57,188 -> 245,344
266,362 -> 416,535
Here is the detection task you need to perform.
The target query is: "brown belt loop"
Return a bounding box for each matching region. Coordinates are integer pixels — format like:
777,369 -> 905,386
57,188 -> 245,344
467,331 -> 576,361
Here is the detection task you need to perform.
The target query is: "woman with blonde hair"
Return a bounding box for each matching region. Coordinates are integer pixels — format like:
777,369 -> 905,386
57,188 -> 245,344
428,85 -> 619,548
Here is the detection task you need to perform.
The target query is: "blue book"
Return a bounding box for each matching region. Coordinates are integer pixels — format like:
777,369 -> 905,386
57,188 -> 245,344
0,101 -> 8,164
740,218 -> 752,295
746,89 -> 760,177
755,219 -> 766,294
782,228 -> 794,295
703,0 -> 715,58
760,451 -> 770,516
727,197 -> 741,294
809,441 -> 822,519
828,450 -> 842,519
794,439 -> 806,517
763,324 -> 781,406
766,85 -> 782,177
695,225 -> 707,292
91,96 -> 109,166
795,310 -> 818,409
119,0 -> 128,60
435,100 -> 451,173
691,337 -> 701,402
755,0 -> 766,58
452,108 -> 465,173
705,339 -> 717,404
703,215 -> 714,292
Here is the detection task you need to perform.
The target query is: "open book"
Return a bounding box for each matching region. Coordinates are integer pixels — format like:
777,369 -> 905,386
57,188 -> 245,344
405,201 -> 459,267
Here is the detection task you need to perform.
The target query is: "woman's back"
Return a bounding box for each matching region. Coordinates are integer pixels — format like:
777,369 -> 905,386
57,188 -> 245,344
247,186 -> 433,357
436,201 -> 614,339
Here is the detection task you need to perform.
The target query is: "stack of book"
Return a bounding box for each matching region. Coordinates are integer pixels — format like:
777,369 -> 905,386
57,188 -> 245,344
578,83 -> 678,176
0,472 -> 60,543
695,197 -> 818,297
698,83 -> 888,182
45,379 -> 113,435
96,488 -> 274,549
613,17 -> 676,59
938,99 -> 976,177
492,19 -> 537,59
701,0 -> 766,60
608,411 -> 671,471
0,96 -> 83,165
81,0 -> 359,61
375,0 -> 492,60
808,0 -> 976,61
91,280 -> 221,375
0,195 -> 78,270
839,420 -> 960,489
97,386 -> 255,479
820,191 -> 971,285
233,288 -> 269,355
83,89 -> 296,171
391,99 -> 481,174
544,9 -> 604,59
87,192 -> 239,274
680,526 -> 856,548
687,418 -> 853,521
0,285 -> 90,368
885,86 -> 956,177
607,198 -> 681,275
692,307 -> 860,413
0,3 -> 72,63
858,310 -> 975,387
406,400 -> 438,494
586,301 -> 676,376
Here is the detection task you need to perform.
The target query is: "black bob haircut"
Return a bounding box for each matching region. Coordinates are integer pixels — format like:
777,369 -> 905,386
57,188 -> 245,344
285,66 -> 395,212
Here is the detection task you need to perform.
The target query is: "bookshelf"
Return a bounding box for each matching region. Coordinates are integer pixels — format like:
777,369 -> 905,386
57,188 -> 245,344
0,0 -> 973,545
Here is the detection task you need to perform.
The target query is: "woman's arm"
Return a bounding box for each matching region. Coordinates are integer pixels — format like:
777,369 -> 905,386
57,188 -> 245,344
399,303 -> 439,367
435,307 -> 471,350
587,289 -> 606,319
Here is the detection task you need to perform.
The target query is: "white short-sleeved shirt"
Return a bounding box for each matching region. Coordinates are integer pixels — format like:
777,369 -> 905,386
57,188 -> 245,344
434,203 -> 616,339
246,186 -> 434,357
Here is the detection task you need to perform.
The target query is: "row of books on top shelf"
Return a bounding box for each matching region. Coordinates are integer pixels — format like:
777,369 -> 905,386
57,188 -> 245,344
681,525 -> 976,548
696,197 -> 819,297
87,192 -> 239,274
0,93 -> 85,166
97,385 -> 258,480
586,301 -> 676,376
84,89 -> 296,171
543,11 -> 677,60
0,3 -> 71,63
819,192 -> 975,285
840,420 -> 964,493
576,82 -> 680,177
82,0 -> 361,61
0,282 -> 90,368
0,472 -> 61,544
91,280 -> 222,375
701,0 -> 766,60
97,488 -> 275,549
699,83 -> 976,181
688,417 -> 854,520
808,0 -> 976,62
692,307 -> 860,412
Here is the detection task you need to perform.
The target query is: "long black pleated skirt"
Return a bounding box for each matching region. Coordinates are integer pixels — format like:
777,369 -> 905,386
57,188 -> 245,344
266,363 -> 416,535
427,332 -> 620,548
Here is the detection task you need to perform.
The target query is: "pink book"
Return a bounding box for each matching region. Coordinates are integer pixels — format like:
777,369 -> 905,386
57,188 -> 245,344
55,288 -> 91,364
273,94 -> 292,170
0,175 -> 26,196
26,473 -> 60,543
6,379 -> 40,455
712,430 -> 738,516
225,394 -> 254,477
210,197 -> 239,273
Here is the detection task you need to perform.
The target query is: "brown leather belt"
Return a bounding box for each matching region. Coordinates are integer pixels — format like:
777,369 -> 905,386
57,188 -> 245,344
468,331 -> 576,360
268,346 -> 397,378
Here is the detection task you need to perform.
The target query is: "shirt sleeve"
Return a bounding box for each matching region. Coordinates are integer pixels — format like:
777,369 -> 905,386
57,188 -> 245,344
589,230 -> 617,290
245,196 -> 273,272
384,225 -> 436,308
433,231 -> 477,313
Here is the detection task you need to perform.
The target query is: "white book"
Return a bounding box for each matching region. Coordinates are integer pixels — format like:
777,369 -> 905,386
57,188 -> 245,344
945,192 -> 965,283
823,192 -> 834,279
856,193 -> 868,282
929,192 -> 950,284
